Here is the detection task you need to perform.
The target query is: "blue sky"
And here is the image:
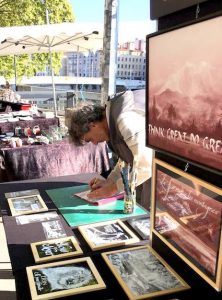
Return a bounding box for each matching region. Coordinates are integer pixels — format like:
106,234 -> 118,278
70,0 -> 150,22
70,1 -> 156,42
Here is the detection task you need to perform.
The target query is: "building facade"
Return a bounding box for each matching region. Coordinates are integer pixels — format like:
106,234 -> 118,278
60,39 -> 146,81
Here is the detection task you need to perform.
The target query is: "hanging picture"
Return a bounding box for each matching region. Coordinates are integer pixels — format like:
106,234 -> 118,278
78,219 -> 140,251
30,236 -> 83,263
126,215 -> 150,240
26,257 -> 106,300
102,245 -> 190,299
151,158 -> 222,291
146,13 -> 222,172
7,194 -> 48,216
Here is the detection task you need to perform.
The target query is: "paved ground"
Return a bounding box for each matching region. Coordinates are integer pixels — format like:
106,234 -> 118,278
0,216 -> 16,300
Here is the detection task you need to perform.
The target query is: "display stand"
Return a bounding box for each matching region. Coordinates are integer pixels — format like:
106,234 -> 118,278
146,4 -> 222,299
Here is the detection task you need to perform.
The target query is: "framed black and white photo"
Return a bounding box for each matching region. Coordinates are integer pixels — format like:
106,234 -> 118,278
26,257 -> 106,300
7,194 -> 48,216
102,245 -> 190,299
41,220 -> 67,240
127,215 -> 150,240
15,211 -> 59,225
151,158 -> 222,291
78,219 -> 140,251
5,189 -> 40,199
31,236 -> 83,263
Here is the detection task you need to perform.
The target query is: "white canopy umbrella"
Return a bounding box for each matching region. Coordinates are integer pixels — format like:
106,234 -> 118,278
0,22 -> 103,114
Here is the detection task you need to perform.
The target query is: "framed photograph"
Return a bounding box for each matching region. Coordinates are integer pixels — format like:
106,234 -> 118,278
102,245 -> 190,299
30,236 -> 83,263
15,211 -> 59,225
41,220 -> 67,240
151,158 -> 222,291
146,13 -> 222,172
127,215 -> 150,240
78,219 -> 140,251
7,194 -> 48,216
5,189 -> 40,199
26,257 -> 106,300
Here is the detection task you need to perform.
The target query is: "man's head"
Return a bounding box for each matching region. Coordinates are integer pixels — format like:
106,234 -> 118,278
68,103 -> 109,145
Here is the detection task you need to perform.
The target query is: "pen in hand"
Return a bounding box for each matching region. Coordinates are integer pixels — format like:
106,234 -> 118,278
89,178 -> 103,191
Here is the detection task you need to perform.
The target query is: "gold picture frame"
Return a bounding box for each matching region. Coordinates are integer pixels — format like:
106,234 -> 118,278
102,245 -> 190,299
7,194 -> 48,216
78,219 -> 140,251
30,236 -> 83,263
26,257 -> 106,300
151,158 -> 222,291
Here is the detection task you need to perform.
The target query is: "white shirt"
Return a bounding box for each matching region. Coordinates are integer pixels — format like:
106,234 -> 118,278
107,107 -> 153,193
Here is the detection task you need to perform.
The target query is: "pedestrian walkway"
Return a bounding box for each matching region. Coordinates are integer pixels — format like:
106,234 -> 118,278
0,216 -> 16,300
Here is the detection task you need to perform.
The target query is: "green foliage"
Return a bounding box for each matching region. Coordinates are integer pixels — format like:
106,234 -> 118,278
0,0 -> 75,80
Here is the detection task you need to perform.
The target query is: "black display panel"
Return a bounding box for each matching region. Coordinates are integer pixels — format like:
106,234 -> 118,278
150,0 -> 208,19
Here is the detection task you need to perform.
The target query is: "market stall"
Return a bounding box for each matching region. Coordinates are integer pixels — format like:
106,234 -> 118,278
0,174 -> 220,300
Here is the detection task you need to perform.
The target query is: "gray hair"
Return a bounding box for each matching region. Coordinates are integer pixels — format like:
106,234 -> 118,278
68,103 -> 106,145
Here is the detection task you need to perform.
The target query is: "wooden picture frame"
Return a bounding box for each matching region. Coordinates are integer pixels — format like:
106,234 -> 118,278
26,257 -> 106,300
7,194 -> 48,216
151,158 -> 222,291
78,219 -> 140,251
126,215 -> 150,240
30,236 -> 83,263
146,13 -> 222,172
5,189 -> 40,199
102,245 -> 190,299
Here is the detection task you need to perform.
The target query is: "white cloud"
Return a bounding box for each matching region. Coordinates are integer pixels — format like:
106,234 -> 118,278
75,20 -> 157,44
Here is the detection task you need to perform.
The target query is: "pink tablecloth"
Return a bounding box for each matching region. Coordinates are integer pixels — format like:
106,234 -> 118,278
0,139 -> 110,181
0,116 -> 59,134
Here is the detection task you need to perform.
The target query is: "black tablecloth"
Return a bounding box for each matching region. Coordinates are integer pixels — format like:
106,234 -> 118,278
0,174 -> 137,300
0,175 -> 221,300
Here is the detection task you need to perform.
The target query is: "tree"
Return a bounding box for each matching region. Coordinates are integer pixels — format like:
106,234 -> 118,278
0,0 -> 74,80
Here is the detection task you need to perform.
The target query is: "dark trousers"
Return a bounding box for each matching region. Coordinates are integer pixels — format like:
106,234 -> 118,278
136,178 -> 152,211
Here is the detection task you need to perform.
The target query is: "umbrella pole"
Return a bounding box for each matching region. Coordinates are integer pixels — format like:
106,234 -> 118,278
44,4 -> 57,116
49,49 -> 57,116
13,55 -> 17,91
75,45 -> 79,104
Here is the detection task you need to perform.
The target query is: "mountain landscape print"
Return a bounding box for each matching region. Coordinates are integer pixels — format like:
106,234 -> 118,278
147,15 -> 222,172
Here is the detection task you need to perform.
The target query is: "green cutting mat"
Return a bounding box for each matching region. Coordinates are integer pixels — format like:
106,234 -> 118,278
46,185 -> 148,227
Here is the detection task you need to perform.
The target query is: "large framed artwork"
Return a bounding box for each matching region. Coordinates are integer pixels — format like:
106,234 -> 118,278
78,219 -> 140,251
7,194 -> 48,216
26,257 -> 106,300
30,236 -> 83,263
151,158 -> 222,291
102,245 -> 190,299
146,13 -> 222,172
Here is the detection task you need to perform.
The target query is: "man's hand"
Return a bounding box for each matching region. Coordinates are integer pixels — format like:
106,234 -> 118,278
89,177 -> 106,191
87,179 -> 118,199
